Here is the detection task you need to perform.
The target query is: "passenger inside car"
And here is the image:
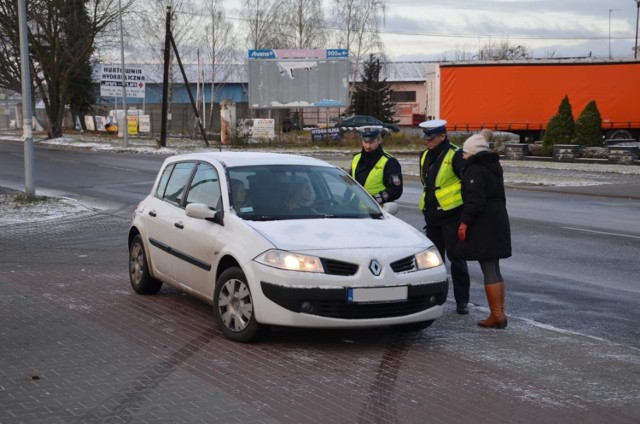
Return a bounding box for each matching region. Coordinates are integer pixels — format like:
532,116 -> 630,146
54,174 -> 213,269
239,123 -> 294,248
230,179 -> 253,213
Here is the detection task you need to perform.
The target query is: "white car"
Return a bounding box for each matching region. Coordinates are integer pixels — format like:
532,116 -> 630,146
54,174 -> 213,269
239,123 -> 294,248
128,152 -> 448,342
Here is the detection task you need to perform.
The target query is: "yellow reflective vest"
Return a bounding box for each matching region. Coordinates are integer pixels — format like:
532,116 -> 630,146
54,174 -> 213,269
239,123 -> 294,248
351,153 -> 390,196
419,147 -> 463,211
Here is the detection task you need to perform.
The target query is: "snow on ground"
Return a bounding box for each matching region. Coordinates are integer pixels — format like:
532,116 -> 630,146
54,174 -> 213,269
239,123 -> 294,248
1,132 -> 639,224
0,194 -> 88,225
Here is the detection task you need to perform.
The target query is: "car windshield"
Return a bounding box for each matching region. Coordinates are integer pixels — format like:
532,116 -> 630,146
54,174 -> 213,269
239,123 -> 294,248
227,165 -> 382,220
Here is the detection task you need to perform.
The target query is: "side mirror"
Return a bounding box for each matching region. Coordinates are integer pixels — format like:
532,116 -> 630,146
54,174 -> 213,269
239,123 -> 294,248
185,203 -> 224,225
382,202 -> 399,216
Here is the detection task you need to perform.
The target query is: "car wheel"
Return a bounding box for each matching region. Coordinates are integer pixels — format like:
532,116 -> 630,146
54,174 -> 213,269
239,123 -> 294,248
392,319 -> 434,332
129,235 -> 162,295
214,267 -> 264,343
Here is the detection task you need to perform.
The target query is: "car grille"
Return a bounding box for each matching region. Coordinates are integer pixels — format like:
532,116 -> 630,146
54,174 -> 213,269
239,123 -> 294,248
321,258 -> 358,276
261,281 -> 448,320
316,296 -> 431,319
390,255 -> 416,273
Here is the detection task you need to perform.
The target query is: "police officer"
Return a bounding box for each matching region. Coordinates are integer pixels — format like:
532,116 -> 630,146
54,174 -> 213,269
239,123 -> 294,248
350,126 -> 403,204
418,119 -> 470,314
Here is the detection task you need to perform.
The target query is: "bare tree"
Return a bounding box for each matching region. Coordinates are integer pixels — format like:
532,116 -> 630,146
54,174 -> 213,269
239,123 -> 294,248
477,39 -> 531,60
203,0 -> 237,131
281,0 -> 327,49
0,0 -> 131,138
129,0 -> 204,66
330,0 -> 386,85
445,39 -> 532,62
242,0 -> 288,50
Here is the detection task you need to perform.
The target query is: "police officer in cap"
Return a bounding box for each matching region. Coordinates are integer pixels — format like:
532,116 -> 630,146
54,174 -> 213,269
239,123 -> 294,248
350,126 -> 403,204
418,119 -> 471,314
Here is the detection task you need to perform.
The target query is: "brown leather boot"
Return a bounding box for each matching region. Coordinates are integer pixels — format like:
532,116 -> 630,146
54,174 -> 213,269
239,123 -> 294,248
478,282 -> 507,329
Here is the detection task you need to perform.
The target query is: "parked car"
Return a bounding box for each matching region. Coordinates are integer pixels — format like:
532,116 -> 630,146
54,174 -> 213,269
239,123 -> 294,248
336,115 -> 401,133
128,152 -> 447,342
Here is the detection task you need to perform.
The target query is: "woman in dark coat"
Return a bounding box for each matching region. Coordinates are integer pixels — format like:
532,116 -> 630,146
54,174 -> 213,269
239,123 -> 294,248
456,133 -> 511,329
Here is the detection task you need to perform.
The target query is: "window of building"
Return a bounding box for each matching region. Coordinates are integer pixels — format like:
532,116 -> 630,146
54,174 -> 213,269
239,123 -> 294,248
391,91 -> 416,103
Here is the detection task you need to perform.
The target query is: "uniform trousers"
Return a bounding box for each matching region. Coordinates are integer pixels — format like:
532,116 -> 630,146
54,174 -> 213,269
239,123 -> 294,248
426,219 -> 470,304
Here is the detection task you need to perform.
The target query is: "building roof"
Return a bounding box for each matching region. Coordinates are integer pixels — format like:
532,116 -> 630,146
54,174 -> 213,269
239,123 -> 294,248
94,61 -> 438,85
381,61 -> 436,82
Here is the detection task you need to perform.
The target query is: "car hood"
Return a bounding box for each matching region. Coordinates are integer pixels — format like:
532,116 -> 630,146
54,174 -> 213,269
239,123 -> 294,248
246,217 -> 429,251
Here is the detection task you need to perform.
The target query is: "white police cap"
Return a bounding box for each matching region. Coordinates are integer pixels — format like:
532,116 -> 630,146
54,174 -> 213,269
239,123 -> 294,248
356,125 -> 383,140
419,119 -> 447,137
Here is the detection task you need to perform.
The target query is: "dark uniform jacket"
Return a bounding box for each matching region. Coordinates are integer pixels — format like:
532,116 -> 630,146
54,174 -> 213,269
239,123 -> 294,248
421,138 -> 465,226
352,144 -> 403,203
455,151 -> 512,261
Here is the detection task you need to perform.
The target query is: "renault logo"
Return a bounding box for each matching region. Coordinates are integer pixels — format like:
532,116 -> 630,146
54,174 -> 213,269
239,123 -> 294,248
369,259 -> 382,276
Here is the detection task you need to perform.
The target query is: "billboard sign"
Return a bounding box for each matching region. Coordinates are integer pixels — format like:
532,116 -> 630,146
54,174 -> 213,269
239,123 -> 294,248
248,49 -> 349,109
100,65 -> 146,98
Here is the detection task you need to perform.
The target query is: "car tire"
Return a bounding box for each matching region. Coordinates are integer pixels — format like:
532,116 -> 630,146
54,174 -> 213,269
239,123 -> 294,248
392,319 -> 434,332
129,234 -> 162,295
214,267 -> 265,343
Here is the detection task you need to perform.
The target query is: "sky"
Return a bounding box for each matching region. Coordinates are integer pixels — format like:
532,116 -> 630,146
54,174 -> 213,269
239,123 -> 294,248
221,0 -> 640,61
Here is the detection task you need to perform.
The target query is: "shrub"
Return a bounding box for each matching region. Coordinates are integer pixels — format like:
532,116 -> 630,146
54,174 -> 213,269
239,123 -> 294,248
527,143 -> 545,156
542,95 -> 575,154
574,100 -> 603,147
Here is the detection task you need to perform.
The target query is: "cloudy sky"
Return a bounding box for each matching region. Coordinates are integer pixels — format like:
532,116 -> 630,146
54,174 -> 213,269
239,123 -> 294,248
221,0 -> 640,61
377,0 -> 640,61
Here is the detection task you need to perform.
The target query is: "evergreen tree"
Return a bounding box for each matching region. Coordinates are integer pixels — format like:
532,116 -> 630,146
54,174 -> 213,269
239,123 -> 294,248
347,54 -> 396,123
574,100 -> 603,147
542,95 -> 575,154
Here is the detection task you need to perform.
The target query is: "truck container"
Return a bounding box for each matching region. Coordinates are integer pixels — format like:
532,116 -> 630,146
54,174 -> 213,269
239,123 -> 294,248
425,61 -> 640,142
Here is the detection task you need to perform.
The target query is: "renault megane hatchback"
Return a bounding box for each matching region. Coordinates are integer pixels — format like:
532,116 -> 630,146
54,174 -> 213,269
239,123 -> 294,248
128,152 -> 448,342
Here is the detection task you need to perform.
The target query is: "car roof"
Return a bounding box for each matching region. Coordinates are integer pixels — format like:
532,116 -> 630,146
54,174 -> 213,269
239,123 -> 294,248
163,151 -> 334,168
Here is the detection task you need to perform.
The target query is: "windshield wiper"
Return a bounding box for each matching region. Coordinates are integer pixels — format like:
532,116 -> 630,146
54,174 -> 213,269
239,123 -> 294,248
243,215 -> 278,221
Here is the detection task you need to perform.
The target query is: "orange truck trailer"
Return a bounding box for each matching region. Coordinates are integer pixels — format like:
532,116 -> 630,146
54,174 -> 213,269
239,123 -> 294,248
425,60 -> 640,142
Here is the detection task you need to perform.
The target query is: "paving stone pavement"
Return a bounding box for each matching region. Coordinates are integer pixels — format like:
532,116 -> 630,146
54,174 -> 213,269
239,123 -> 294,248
2,209 -> 639,423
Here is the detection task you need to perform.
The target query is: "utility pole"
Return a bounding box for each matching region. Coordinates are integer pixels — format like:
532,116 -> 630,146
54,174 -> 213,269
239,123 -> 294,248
635,0 -> 640,60
608,9 -> 619,59
118,0 -> 128,147
18,0 -> 35,198
159,6 -> 171,148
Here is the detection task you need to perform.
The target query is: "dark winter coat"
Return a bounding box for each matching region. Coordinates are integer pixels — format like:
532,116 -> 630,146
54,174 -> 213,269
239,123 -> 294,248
455,151 -> 512,261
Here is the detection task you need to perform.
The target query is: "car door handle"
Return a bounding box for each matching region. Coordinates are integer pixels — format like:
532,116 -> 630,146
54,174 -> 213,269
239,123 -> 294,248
174,221 -> 184,229
149,210 -> 157,217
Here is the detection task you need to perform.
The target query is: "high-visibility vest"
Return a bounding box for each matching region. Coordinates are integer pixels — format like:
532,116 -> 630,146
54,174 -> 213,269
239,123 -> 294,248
419,147 -> 463,211
351,153 -> 391,196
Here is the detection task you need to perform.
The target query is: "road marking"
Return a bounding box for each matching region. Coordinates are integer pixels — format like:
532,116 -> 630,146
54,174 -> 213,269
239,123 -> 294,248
562,226 -> 640,240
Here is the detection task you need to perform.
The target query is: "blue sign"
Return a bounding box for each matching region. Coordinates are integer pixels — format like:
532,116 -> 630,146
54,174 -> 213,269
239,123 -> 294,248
314,99 -> 344,107
248,49 -> 276,59
311,127 -> 342,142
326,49 -> 348,58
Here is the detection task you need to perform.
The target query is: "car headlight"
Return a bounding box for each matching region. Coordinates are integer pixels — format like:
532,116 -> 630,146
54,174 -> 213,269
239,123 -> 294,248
415,247 -> 443,270
255,250 -> 325,273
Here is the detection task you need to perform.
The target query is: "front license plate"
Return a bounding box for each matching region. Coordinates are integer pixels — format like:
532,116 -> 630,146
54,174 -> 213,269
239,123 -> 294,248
348,286 -> 408,303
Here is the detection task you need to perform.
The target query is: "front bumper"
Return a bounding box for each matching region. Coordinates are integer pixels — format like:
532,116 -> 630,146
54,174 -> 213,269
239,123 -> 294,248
261,280 -> 448,320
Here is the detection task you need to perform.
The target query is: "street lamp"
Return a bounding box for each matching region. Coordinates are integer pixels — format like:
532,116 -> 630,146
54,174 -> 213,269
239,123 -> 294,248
635,0 -> 640,59
609,9 -> 620,59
